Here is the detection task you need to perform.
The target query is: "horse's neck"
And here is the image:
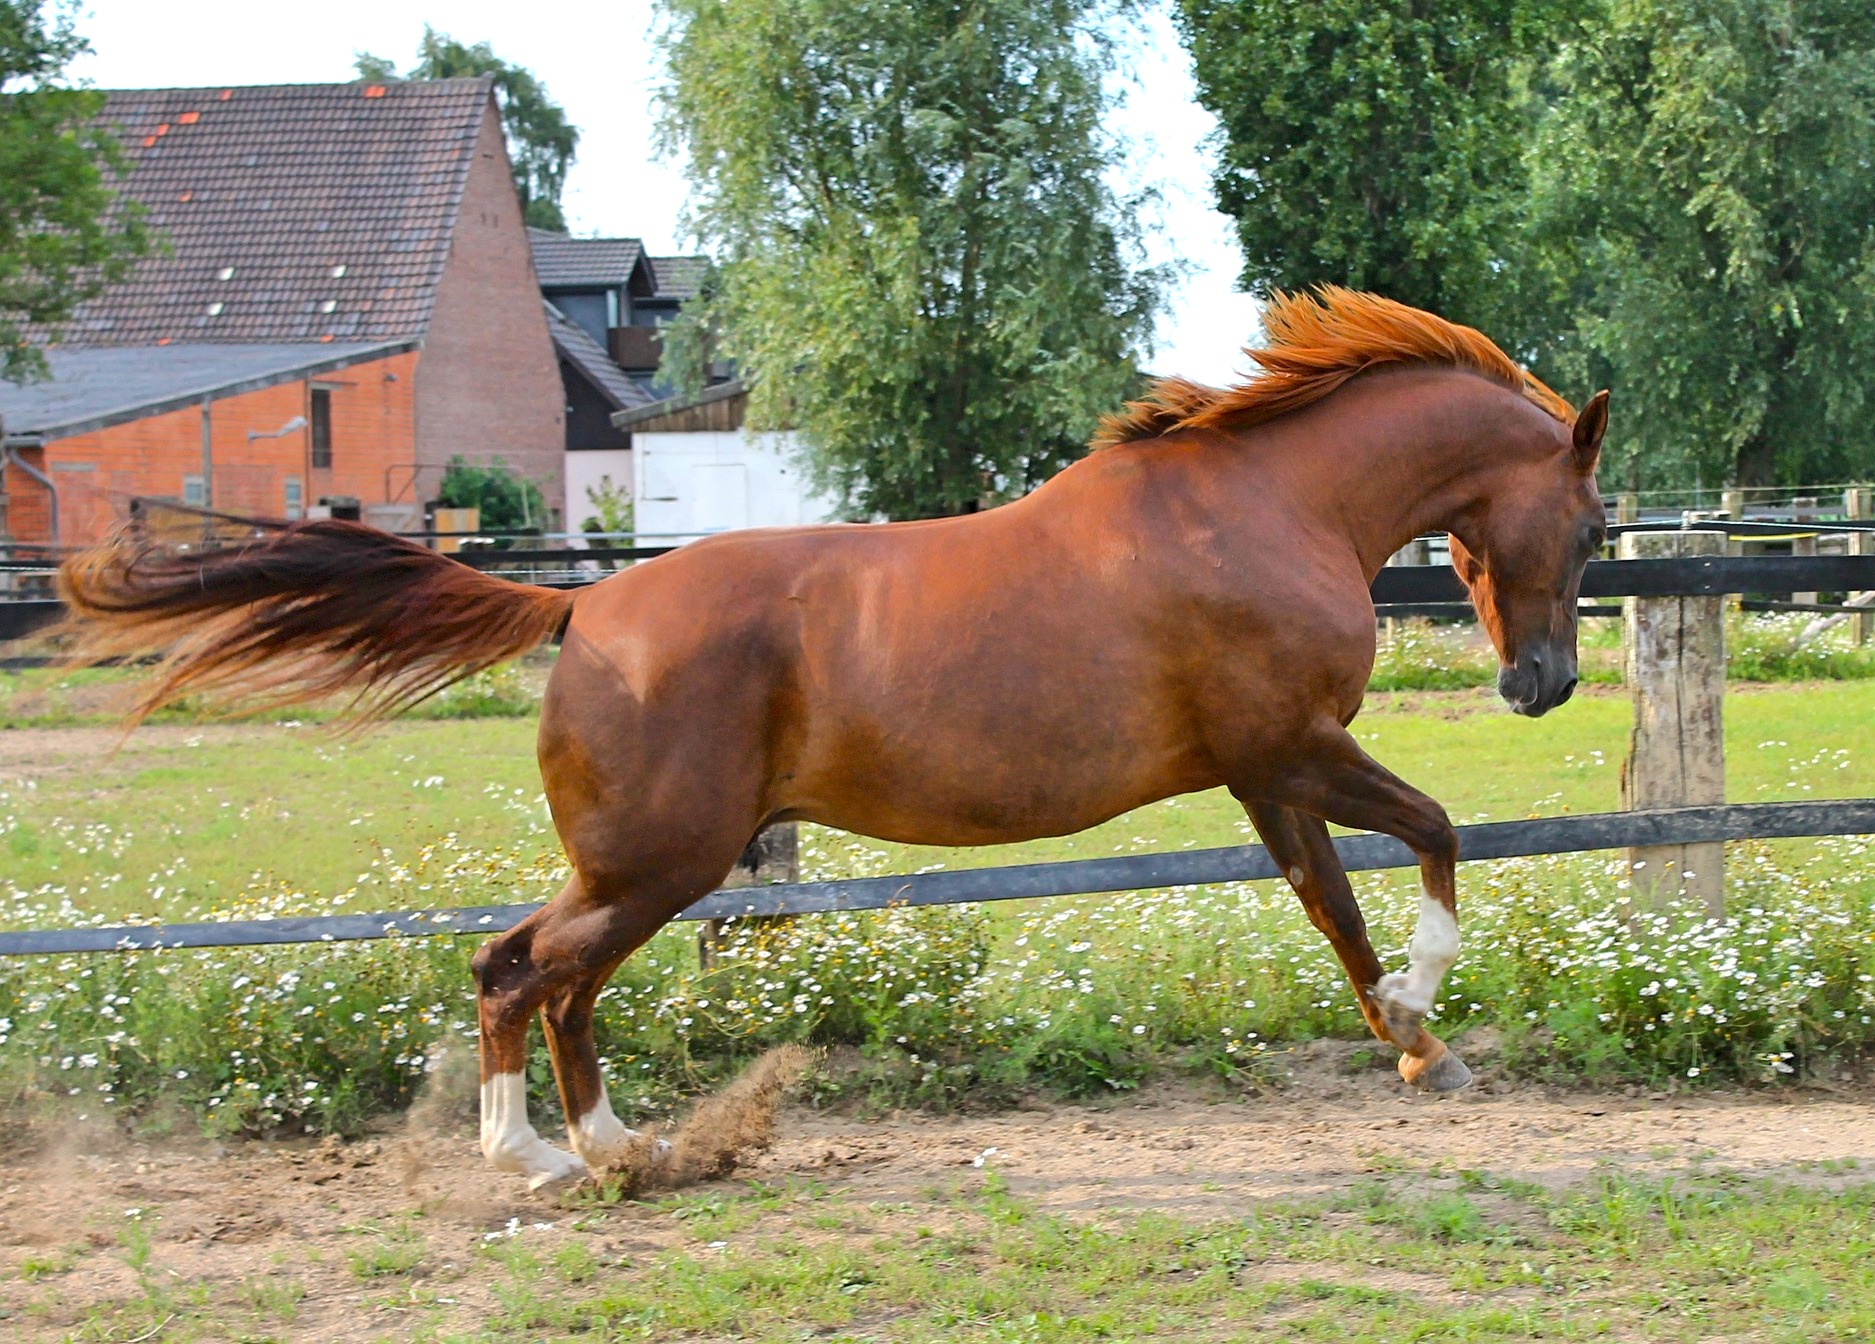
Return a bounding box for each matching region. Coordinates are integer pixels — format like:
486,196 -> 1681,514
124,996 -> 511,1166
1269,376 -> 1530,577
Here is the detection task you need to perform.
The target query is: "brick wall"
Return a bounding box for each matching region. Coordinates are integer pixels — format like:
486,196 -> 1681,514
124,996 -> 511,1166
415,98 -> 565,522
1,446 -> 53,544
6,350 -> 418,546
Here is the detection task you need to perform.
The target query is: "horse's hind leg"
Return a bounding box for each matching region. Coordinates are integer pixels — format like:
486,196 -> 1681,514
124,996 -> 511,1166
474,861 -> 729,1187
471,887 -> 594,1189
535,834 -> 757,1171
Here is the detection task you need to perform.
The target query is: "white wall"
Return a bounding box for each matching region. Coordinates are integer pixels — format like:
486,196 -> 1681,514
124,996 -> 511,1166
633,430 -> 838,538
563,448 -> 633,531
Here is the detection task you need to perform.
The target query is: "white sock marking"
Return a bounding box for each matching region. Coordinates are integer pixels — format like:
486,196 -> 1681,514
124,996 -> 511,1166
1376,891 -> 1460,1016
480,1073 -> 587,1188
569,1093 -> 641,1168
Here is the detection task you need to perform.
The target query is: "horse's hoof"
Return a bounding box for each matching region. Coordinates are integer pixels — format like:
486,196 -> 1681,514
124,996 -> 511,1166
1398,1045 -> 1472,1093
1372,976 -> 1426,1049
525,1156 -> 589,1193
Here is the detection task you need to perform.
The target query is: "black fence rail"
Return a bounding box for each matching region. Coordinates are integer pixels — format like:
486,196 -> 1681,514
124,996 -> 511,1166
7,553 -> 1875,644
3,799 -> 1870,958
1369,553 -> 1875,619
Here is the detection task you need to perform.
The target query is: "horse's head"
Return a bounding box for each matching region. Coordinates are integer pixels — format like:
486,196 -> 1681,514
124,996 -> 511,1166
1448,390 -> 1609,718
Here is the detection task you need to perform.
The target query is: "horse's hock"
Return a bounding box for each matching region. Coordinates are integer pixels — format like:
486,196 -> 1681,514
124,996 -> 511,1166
1619,529 -> 1726,913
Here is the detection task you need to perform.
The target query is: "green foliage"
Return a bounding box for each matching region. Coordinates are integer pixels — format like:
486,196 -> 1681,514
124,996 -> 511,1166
436,454 -> 547,531
656,0 -> 1168,519
1177,0 -> 1875,492
578,474 -> 633,535
1175,0 -> 1578,344
1726,612 -> 1875,681
1366,613 -> 1875,692
354,25 -> 579,231
1367,622 -> 1500,692
0,0 -> 153,382
403,664 -> 540,720
1528,0 -> 1875,489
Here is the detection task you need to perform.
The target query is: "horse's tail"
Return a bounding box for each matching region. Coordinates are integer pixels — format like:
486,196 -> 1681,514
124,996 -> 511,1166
57,515 -> 576,724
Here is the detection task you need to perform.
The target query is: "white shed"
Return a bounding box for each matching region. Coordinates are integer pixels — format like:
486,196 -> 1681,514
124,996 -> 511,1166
607,381 -> 839,539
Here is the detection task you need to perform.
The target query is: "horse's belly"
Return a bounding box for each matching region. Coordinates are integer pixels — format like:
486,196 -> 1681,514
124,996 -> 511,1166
786,723 -> 1214,848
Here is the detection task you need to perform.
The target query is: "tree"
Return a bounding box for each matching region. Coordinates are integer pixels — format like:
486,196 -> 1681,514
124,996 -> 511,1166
1526,0 -> 1875,489
1174,0 -> 1577,347
355,28 -> 578,232
437,456 -> 547,532
0,0 -> 151,382
656,0 -> 1167,520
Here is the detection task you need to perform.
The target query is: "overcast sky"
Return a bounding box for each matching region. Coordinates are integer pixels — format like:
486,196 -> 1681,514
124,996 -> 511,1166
69,0 -> 1260,384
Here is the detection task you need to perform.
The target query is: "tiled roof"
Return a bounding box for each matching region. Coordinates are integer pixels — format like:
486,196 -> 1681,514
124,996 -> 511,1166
649,255 -> 708,299
52,79 -> 495,346
544,302 -> 652,412
0,341 -> 414,439
610,378 -> 747,430
528,228 -> 648,289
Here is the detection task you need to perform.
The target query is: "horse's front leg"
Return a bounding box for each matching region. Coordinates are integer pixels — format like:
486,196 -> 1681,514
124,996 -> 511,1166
1242,800 -> 1395,1046
1251,723 -> 1472,1092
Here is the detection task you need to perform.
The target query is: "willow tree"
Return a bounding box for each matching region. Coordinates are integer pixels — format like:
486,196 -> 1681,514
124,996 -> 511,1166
1527,0 -> 1875,489
0,0 -> 150,381
1176,0 -> 1576,347
656,0 -> 1165,519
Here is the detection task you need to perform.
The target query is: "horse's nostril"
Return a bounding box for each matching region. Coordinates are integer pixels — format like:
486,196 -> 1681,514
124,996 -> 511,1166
1558,677 -> 1578,704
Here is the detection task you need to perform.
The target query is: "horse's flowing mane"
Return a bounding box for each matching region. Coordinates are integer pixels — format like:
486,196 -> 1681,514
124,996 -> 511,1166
1094,286 -> 1574,450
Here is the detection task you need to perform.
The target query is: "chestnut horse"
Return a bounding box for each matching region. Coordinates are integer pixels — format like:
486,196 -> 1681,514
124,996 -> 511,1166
61,289 -> 1608,1189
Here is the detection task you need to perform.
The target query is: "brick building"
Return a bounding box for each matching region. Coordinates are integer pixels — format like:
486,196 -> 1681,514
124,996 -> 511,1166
0,78 -> 563,546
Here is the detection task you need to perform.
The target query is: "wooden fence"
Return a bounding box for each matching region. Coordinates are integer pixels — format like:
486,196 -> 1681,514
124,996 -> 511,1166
2,800 -> 1870,958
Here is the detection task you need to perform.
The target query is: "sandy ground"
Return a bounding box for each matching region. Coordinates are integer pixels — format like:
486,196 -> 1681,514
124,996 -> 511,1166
4,1047 -> 1874,1339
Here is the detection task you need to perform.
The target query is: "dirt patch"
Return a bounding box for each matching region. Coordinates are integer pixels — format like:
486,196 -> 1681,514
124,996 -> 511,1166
609,1043 -> 818,1195
4,1052 -> 1873,1339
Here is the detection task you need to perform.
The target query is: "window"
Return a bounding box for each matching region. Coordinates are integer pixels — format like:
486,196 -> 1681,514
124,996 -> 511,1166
284,476 -> 304,519
182,474 -> 205,507
310,388 -> 332,468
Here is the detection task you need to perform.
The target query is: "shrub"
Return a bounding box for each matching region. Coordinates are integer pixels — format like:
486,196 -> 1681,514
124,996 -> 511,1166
1727,612 -> 1875,682
1368,621 -> 1495,691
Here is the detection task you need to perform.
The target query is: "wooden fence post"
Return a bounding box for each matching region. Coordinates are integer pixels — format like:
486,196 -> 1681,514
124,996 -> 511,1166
1721,488 -> 1746,557
1616,493 -> 1640,525
1850,486 -> 1872,646
698,824 -> 800,968
1620,530 -> 1726,914
1792,497 -> 1819,607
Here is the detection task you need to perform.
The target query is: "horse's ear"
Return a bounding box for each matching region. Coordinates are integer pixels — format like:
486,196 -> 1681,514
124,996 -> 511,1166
1573,390 -> 1609,471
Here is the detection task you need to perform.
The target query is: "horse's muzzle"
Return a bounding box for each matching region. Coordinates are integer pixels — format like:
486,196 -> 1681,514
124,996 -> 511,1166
1498,647 -> 1578,718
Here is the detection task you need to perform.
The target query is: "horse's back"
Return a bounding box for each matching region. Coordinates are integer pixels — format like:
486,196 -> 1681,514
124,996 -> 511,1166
545,502 -> 1221,846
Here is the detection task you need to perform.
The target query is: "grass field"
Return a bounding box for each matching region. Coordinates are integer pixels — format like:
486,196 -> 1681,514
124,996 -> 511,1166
3,676 -> 1873,1129
2,679 -> 1870,923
